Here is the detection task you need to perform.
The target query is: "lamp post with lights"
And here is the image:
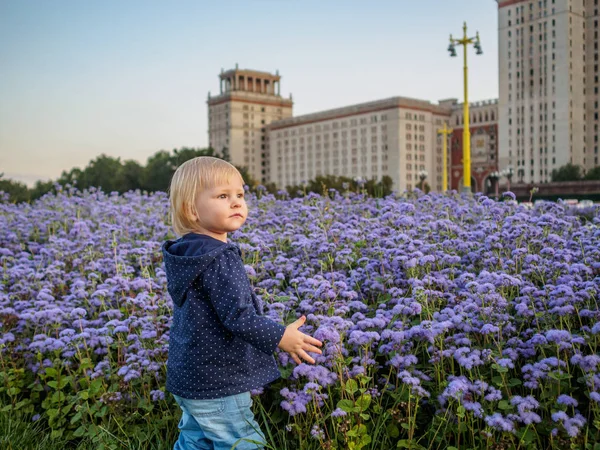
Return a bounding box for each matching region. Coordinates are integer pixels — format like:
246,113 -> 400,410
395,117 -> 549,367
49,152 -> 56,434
488,170 -> 500,199
418,170 -> 428,192
448,22 -> 483,194
501,166 -> 514,192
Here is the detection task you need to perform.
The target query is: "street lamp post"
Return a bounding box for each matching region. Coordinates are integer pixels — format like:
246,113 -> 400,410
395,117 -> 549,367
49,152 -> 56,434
488,171 -> 500,199
418,170 -> 428,192
437,122 -> 454,192
448,22 -> 483,194
500,166 -> 514,191
501,166 -> 514,192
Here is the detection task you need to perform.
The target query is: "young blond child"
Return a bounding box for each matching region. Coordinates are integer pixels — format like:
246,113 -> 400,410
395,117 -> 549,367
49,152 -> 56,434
162,156 -> 322,449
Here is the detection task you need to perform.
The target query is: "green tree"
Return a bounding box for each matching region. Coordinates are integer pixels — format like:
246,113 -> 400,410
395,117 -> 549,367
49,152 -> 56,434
365,175 -> 394,197
551,163 -> 583,182
172,147 -> 216,168
29,179 -> 57,201
219,146 -> 231,162
2,146 -> 271,202
77,154 -> 124,193
583,165 -> 600,180
0,174 -> 30,203
115,160 -> 144,193
285,174 -> 393,198
141,150 -> 174,192
57,167 -> 83,187
236,166 -> 260,188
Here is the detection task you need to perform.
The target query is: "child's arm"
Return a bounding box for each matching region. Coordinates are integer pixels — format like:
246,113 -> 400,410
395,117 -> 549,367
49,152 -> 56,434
203,249 -> 322,363
278,315 -> 323,365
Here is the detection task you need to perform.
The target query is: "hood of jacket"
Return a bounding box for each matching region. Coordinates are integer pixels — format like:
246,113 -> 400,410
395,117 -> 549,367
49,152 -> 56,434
161,235 -> 238,307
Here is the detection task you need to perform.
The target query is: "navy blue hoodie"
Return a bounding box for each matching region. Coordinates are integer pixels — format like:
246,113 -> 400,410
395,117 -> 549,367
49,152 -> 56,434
162,233 -> 286,399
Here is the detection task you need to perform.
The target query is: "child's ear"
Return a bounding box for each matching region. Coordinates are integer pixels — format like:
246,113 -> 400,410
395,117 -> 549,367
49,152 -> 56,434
185,203 -> 198,222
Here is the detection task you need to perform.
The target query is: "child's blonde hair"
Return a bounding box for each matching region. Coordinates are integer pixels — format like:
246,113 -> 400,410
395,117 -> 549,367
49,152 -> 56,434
169,156 -> 244,236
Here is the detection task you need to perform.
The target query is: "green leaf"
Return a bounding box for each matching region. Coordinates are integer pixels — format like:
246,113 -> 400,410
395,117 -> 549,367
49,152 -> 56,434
136,431 -> 149,442
356,394 -> 371,412
400,423 -> 411,430
89,378 -> 103,396
337,399 -> 356,413
345,379 -> 359,395
7,387 -> 21,396
70,411 -> 83,425
47,408 -> 59,419
79,390 -> 89,400
351,424 -> 367,434
278,365 -> 293,379
79,358 -> 93,370
397,440 -> 426,449
58,376 -> 71,389
492,376 -> 504,386
508,378 -> 522,387
96,405 -> 108,418
15,399 -> 31,410
548,371 -> 572,381
387,423 -> 399,438
51,391 -> 65,403
496,365 -> 509,373
498,400 -> 511,410
44,368 -> 57,378
359,434 -> 372,447
73,425 -> 86,437
359,413 -> 370,421
516,428 -> 535,444
51,428 -> 64,440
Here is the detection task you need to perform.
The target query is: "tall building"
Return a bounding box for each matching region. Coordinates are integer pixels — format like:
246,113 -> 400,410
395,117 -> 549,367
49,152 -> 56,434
498,0 -> 598,185
267,97 -> 451,192
207,66 -> 293,182
207,68 -> 500,192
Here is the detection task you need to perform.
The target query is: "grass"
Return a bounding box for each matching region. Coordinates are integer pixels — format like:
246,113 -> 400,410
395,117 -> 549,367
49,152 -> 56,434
0,411 -> 179,450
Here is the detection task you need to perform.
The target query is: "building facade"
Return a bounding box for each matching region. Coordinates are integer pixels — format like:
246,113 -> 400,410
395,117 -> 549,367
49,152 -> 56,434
207,66 -> 293,183
267,97 -> 453,192
498,0 -> 598,185
450,99 -> 499,192
208,68 -> 500,192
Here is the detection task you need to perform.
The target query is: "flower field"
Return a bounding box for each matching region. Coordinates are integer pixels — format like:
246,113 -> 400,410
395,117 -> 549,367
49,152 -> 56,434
1,186 -> 600,450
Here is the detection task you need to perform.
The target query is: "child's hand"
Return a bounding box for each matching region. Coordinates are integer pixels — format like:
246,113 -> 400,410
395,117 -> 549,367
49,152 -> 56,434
277,315 -> 323,365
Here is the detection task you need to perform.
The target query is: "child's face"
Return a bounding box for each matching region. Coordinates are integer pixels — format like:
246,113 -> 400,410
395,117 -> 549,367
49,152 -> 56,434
190,177 -> 247,242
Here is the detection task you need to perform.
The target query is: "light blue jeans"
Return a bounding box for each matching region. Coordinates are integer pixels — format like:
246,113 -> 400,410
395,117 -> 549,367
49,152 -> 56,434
172,392 -> 266,450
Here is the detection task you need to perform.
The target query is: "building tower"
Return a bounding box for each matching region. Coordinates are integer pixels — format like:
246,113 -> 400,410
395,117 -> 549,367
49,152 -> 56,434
207,66 -> 293,183
498,0 -> 598,185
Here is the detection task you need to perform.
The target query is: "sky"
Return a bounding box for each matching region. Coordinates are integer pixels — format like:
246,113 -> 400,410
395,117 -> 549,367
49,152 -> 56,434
0,0 -> 500,186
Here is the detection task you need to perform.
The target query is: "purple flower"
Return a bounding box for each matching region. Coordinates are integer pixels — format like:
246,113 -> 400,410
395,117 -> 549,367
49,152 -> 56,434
71,308 -> 87,318
557,394 -> 578,407
310,424 -> 324,440
150,389 -> 165,401
331,408 -> 347,417
485,413 -> 514,432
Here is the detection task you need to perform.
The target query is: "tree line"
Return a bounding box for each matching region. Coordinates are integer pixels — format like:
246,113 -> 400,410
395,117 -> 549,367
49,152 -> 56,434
0,147 -> 394,203
551,163 -> 600,182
